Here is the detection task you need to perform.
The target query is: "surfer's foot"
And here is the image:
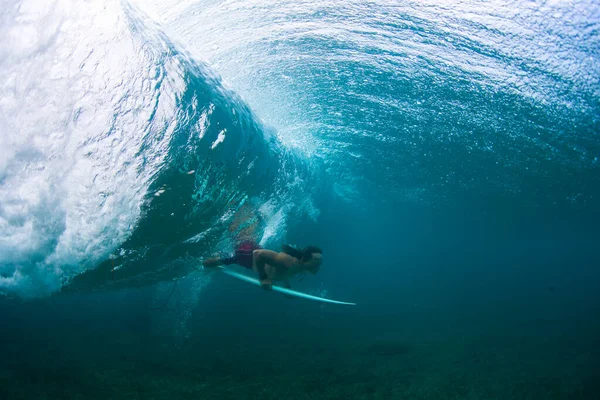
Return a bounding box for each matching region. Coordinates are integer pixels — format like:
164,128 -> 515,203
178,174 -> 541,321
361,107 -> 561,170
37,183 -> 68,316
203,258 -> 221,268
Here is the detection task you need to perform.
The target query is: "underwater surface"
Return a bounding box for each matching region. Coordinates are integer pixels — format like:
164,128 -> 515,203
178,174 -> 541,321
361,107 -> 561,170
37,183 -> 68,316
1,0 -> 599,398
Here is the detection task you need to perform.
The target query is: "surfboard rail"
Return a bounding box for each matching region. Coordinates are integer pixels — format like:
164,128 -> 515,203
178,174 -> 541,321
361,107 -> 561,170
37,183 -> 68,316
216,266 -> 356,306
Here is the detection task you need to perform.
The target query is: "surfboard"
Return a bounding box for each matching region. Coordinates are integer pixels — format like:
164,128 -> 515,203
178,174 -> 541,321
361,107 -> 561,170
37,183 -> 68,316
217,266 -> 356,306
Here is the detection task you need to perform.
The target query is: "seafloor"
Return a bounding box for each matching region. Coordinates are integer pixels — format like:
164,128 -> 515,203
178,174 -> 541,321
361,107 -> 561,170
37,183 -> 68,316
1,286 -> 598,400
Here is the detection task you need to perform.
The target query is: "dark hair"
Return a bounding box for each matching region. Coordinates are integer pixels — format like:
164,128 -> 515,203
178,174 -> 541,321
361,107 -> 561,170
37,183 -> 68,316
282,244 -> 322,261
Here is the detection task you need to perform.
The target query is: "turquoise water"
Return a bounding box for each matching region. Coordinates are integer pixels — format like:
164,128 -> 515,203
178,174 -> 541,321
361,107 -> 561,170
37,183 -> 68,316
1,0 -> 599,398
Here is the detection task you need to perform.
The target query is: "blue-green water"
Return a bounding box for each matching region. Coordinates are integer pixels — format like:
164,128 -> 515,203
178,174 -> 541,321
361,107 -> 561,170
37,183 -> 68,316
1,0 -> 599,398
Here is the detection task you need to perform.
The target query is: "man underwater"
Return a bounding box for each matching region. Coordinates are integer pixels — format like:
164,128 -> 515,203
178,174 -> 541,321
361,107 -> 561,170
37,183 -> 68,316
203,242 -> 322,290
203,200 -> 322,289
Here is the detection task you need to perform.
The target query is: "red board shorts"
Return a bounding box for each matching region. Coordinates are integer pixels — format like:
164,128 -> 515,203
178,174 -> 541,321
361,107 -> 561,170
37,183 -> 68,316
222,240 -> 261,269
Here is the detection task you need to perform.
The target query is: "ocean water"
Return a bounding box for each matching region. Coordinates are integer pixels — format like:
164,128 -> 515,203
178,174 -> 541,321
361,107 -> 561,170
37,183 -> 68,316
1,0 -> 599,398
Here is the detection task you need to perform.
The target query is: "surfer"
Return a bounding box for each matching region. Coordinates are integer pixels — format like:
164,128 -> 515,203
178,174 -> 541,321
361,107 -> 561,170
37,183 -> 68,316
203,242 -> 322,290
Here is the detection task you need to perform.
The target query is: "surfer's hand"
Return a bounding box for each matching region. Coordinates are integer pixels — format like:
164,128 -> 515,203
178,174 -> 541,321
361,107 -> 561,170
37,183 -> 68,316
260,280 -> 273,290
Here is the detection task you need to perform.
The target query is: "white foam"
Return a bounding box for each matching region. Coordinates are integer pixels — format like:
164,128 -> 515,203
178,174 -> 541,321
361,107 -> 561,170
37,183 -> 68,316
210,129 -> 227,149
0,0 -> 186,297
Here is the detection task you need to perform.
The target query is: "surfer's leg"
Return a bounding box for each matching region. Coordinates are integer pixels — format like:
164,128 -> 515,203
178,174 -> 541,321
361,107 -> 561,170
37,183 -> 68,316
228,202 -> 253,233
238,218 -> 259,240
202,258 -> 222,268
228,201 -> 264,242
203,256 -> 235,268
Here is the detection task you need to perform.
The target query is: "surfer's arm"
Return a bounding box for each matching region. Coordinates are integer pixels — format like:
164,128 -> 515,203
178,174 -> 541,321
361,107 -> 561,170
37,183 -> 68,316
253,249 -> 276,288
253,250 -> 295,289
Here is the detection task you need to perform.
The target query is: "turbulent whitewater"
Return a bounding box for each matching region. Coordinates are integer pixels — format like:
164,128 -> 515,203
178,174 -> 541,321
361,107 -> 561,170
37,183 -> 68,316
0,0 -> 317,297
1,0 -> 598,298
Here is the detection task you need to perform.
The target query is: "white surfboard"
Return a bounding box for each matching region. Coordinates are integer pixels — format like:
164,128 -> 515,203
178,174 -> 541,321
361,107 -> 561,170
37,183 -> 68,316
217,266 -> 356,306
